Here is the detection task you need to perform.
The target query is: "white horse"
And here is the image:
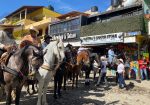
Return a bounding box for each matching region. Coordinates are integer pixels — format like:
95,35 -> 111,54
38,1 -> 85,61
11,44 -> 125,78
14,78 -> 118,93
36,40 -> 65,105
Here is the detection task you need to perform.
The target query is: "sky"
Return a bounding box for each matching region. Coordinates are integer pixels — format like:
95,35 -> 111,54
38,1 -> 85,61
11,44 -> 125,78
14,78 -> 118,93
0,0 -> 110,19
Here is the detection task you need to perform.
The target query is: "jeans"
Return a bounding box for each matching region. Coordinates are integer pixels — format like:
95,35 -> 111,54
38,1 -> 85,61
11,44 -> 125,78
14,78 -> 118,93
118,73 -> 126,88
140,68 -> 148,80
97,72 -> 108,86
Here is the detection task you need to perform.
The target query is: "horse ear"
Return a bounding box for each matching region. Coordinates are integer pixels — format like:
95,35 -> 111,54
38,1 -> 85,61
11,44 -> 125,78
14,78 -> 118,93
56,38 -> 62,44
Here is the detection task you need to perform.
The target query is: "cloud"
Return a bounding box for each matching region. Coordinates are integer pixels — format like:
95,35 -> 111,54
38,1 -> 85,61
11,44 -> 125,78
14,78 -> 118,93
48,0 -> 75,13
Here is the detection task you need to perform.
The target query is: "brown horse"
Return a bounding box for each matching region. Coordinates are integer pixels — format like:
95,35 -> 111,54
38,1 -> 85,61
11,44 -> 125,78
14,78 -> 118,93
77,50 -> 91,85
0,45 -> 44,105
68,50 -> 90,88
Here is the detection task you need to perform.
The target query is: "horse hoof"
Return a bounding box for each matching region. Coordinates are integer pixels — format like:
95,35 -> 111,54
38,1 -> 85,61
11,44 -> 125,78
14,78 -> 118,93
53,95 -> 57,99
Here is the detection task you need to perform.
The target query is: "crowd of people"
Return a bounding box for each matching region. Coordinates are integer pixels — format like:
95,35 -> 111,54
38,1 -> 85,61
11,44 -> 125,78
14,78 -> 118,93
88,46 -> 150,89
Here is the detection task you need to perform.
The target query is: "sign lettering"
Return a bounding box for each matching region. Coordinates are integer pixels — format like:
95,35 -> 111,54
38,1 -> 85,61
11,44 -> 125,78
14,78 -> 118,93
81,32 -> 124,45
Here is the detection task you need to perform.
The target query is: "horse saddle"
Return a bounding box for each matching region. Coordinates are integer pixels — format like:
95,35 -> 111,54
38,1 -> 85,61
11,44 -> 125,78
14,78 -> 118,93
0,52 -> 22,78
0,52 -> 12,66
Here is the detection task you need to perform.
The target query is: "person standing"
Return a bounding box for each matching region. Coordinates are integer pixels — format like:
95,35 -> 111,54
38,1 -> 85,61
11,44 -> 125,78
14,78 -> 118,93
96,56 -> 108,86
41,35 -> 52,49
19,26 -> 41,48
138,56 -> 148,80
108,46 -> 115,64
124,57 -> 130,79
117,59 -> 126,89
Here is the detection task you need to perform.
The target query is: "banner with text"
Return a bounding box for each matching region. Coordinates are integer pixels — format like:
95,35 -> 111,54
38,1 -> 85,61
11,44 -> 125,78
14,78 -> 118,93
81,32 -> 124,45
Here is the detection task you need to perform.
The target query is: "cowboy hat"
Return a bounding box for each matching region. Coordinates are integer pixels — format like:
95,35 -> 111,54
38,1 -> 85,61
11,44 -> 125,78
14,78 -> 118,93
29,26 -> 39,34
119,59 -> 124,63
44,35 -> 52,40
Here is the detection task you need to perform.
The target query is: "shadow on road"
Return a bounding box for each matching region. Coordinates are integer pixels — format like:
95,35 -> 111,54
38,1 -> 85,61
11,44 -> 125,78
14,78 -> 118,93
0,79 -> 120,105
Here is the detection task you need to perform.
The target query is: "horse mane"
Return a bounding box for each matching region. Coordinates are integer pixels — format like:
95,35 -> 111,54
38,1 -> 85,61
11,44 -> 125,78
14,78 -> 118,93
43,41 -> 58,51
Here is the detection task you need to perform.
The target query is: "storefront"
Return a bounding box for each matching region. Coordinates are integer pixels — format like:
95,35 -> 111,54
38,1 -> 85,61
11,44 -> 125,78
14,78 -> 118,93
81,31 -> 144,61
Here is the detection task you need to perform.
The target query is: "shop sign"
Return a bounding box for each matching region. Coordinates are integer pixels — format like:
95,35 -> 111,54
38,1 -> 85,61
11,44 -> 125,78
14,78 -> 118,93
52,32 -> 77,40
124,31 -> 141,37
81,32 -> 123,45
124,36 -> 136,43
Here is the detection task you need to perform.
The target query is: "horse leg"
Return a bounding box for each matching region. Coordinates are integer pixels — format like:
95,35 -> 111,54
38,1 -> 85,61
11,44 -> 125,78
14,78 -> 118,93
63,72 -> 67,91
58,72 -> 63,98
5,85 -> 12,105
72,72 -> 75,89
32,81 -> 36,94
85,67 -> 91,86
93,69 -> 96,81
36,81 -> 38,92
37,79 -> 44,105
15,86 -> 22,105
27,82 -> 30,95
42,80 -> 49,105
75,74 -> 78,88
54,75 -> 58,99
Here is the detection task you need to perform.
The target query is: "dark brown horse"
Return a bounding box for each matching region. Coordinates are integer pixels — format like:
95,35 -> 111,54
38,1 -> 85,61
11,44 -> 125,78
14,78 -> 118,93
0,45 -> 43,105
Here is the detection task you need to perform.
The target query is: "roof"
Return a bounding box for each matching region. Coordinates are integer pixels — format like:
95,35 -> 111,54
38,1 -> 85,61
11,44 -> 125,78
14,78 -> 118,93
5,6 -> 44,18
89,4 -> 142,18
57,11 -> 89,19
0,24 -> 21,30
50,16 -> 80,25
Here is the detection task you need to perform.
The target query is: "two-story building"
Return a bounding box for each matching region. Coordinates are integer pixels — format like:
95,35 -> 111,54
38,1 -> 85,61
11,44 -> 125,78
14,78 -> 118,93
80,4 -> 146,60
49,11 -> 89,46
4,6 -> 61,39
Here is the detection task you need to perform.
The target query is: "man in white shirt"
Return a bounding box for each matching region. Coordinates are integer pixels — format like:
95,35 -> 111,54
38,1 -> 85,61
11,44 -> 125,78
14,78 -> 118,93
117,59 -> 126,89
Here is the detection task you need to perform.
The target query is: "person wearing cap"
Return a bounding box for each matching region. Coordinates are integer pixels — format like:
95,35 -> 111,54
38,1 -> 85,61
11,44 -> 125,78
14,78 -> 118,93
96,56 -> 108,86
117,58 -> 126,89
0,28 -> 17,56
41,35 -> 52,49
19,26 -> 41,48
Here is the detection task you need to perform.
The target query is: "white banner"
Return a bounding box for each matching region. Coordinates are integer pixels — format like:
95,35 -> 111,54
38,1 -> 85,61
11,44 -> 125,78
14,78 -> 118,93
81,32 -> 124,45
